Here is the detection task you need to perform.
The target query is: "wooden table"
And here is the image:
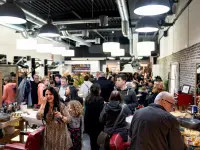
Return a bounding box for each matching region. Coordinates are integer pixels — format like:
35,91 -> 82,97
0,117 -> 24,144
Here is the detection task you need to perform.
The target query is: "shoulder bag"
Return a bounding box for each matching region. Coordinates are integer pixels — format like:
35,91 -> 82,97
97,104 -> 125,148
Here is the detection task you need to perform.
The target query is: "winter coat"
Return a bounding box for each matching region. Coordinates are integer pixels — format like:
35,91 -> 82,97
129,103 -> 187,150
16,78 -> 26,104
30,81 -> 39,105
118,87 -> 138,114
2,83 -> 16,105
84,96 -> 104,134
96,77 -> 114,102
99,101 -> 131,141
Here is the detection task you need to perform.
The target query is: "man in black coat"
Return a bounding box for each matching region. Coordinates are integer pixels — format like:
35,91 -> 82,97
129,92 -> 187,150
30,74 -> 40,105
96,72 -> 114,102
116,74 -> 138,114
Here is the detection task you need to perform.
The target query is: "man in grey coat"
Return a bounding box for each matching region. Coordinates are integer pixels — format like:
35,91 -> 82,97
129,91 -> 187,150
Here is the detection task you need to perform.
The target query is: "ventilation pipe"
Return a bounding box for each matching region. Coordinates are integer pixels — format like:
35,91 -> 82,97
116,0 -> 136,57
0,0 -> 91,47
61,31 -> 91,47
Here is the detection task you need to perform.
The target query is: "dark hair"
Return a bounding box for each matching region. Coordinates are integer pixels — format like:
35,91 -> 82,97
84,75 -> 89,81
66,85 -> 78,100
4,76 -> 12,83
117,73 -> 127,81
67,75 -> 74,85
54,74 -> 61,78
49,80 -> 55,85
85,83 -> 101,104
109,91 -> 122,103
43,87 -> 60,121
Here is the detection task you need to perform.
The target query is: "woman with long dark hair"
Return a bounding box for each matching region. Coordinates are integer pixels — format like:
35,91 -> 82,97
37,87 -> 72,150
84,83 -> 104,150
63,85 -> 83,105
99,91 -> 131,144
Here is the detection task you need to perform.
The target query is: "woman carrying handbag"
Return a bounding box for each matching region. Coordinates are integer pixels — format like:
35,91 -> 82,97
98,91 -> 132,149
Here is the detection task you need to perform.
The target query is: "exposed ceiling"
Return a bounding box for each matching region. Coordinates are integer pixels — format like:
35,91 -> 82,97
0,0 -> 176,57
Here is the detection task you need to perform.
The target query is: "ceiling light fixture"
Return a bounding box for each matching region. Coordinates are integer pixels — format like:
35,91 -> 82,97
137,41 -> 155,56
134,0 -> 170,16
38,19 -> 60,37
51,47 -> 65,55
16,39 -> 37,50
62,50 -> 75,57
103,42 -> 120,53
135,16 -> 159,33
38,0 -> 60,38
36,44 -> 53,53
0,0 -> 26,24
111,49 -> 125,56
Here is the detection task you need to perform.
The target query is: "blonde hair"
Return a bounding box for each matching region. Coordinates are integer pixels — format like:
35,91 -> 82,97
67,100 -> 83,117
153,81 -> 165,93
41,76 -> 49,83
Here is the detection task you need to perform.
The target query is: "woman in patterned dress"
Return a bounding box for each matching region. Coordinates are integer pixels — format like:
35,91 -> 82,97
37,87 -> 72,150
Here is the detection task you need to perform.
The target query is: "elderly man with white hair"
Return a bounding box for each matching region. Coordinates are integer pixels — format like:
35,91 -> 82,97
129,91 -> 187,150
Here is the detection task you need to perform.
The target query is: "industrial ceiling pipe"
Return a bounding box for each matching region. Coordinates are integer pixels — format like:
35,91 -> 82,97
116,0 -> 136,57
0,0 -> 91,47
61,31 -> 91,47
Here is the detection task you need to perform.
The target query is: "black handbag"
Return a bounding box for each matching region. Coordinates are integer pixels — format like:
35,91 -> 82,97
97,104 -> 125,148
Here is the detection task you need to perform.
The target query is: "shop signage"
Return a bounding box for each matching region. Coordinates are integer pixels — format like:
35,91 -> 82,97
72,64 -> 90,72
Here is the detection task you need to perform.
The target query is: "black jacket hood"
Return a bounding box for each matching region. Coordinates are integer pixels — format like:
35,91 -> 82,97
105,101 -> 121,112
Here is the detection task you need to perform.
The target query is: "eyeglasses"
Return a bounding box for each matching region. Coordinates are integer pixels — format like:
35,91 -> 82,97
163,99 -> 174,105
163,99 -> 176,109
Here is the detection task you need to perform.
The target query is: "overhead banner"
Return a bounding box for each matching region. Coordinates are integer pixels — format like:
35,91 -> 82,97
72,64 -> 90,72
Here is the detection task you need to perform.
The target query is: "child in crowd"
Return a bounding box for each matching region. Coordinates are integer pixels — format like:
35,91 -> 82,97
67,100 -> 83,150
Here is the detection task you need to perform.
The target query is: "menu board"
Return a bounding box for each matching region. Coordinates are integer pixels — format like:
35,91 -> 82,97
72,64 -> 90,72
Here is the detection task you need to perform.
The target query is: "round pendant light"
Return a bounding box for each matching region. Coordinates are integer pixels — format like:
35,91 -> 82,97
38,19 -> 60,38
134,0 -> 170,16
135,16 -> 159,33
0,1 -> 26,24
103,42 -> 120,53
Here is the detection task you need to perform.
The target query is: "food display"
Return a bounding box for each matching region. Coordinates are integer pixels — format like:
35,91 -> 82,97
181,128 -> 200,146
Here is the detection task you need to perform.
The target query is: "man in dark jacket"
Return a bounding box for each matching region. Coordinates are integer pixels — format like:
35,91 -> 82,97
54,74 -> 61,88
116,74 -> 138,114
129,92 -> 187,150
96,72 -> 114,102
30,74 -> 40,105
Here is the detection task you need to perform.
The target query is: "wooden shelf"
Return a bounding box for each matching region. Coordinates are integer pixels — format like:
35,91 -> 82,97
0,129 -> 20,144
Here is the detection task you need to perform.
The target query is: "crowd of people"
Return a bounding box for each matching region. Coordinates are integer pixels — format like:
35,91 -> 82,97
1,71 -> 187,150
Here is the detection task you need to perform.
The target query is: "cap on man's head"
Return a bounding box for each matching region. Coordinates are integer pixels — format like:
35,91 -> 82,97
154,91 -> 175,104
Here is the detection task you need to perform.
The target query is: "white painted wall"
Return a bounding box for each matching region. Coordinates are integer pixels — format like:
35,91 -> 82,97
64,61 -> 100,73
0,25 -> 65,77
158,0 -> 200,59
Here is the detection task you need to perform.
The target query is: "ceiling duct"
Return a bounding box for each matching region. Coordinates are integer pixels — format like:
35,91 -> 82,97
76,38 -> 100,47
53,17 -> 120,25
0,0 -> 91,47
116,0 -> 129,37
99,15 -> 108,27
116,0 -> 135,57
61,31 -> 91,47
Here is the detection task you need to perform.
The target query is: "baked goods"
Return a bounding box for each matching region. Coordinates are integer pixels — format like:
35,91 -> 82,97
171,111 -> 192,118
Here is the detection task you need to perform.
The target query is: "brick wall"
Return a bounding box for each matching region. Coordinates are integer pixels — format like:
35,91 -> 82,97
158,43 -> 200,92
